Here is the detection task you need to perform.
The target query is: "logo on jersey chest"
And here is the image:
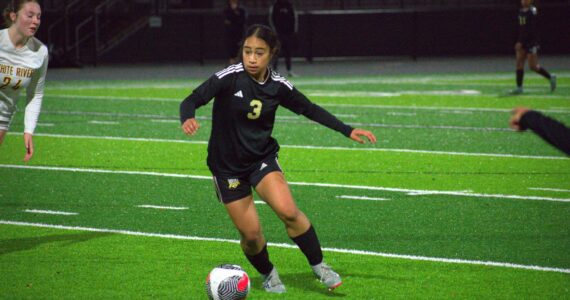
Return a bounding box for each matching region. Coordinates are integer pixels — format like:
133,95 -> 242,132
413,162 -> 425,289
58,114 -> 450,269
234,90 -> 244,98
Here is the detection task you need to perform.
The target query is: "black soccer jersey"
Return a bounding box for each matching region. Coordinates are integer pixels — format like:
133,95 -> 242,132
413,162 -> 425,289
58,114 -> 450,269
518,5 -> 539,46
180,63 -> 353,175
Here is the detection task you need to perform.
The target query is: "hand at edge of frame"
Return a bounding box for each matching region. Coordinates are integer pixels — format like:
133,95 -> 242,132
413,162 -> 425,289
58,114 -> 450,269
350,128 -> 377,144
509,107 -> 531,131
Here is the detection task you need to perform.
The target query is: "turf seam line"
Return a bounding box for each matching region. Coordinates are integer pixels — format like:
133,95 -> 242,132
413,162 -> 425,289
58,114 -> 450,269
2,164 -> 569,203
1,220 -> 568,274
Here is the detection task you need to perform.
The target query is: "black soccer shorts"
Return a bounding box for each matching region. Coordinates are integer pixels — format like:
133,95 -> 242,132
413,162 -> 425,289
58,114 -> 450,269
212,155 -> 283,204
522,42 -> 540,54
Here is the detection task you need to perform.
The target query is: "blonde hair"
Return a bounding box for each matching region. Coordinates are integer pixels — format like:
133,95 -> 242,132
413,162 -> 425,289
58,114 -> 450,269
3,0 -> 39,27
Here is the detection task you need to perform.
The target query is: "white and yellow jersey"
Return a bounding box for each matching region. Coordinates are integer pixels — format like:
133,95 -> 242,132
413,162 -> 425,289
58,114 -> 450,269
0,28 -> 48,133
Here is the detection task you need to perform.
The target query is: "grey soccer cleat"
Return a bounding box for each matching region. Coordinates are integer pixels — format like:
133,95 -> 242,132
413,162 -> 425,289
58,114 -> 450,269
550,75 -> 557,92
262,267 -> 286,294
312,262 -> 343,291
510,86 -> 523,95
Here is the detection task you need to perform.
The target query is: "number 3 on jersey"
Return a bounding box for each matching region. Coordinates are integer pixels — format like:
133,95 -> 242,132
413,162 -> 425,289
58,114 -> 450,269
247,99 -> 262,120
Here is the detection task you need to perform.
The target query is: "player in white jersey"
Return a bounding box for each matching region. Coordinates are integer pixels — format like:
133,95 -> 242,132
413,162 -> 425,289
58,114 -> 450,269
0,0 -> 47,161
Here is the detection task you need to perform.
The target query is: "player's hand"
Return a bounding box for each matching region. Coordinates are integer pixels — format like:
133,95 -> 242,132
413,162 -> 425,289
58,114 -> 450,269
181,118 -> 200,136
23,133 -> 34,162
350,128 -> 377,144
514,42 -> 522,51
509,107 -> 531,131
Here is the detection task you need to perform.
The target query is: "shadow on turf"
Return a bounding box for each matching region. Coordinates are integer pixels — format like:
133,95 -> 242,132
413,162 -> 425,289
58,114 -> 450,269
497,90 -> 553,98
0,232 -> 112,256
250,272 -> 348,298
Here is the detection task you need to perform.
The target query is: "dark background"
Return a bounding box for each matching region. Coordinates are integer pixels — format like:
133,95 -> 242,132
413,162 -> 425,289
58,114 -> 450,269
5,0 -> 569,65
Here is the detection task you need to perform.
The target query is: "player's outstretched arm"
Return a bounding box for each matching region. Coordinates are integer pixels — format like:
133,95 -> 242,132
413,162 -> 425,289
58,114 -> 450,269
181,118 -> 200,136
350,128 -> 377,144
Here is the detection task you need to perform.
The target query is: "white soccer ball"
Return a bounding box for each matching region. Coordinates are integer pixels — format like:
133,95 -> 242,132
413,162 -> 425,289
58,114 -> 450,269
205,264 -> 250,300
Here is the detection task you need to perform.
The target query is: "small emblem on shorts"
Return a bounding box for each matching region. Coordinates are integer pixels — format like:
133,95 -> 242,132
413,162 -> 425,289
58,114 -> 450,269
260,163 -> 268,171
228,178 -> 240,189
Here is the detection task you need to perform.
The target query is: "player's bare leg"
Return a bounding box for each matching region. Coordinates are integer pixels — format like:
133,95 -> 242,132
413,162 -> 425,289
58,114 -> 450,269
528,53 -> 556,92
513,46 -> 527,94
225,195 -> 286,293
255,171 -> 310,237
256,172 -> 342,291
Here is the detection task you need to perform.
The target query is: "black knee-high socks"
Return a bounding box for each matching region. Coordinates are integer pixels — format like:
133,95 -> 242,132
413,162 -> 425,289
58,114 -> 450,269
245,244 -> 274,275
291,225 -> 323,266
516,69 -> 524,87
245,225 -> 324,275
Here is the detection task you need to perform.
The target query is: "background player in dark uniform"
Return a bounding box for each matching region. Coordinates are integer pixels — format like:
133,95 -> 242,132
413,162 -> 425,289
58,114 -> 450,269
510,107 -> 570,156
513,0 -> 556,94
269,0 -> 297,77
180,24 -> 376,294
223,0 -> 248,65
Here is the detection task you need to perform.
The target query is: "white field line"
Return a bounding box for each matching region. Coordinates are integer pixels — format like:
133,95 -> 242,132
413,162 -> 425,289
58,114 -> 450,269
45,109 -> 509,132
387,112 -> 417,116
46,81 -> 566,92
1,220 -> 568,274
280,144 -> 567,160
44,94 -> 570,114
44,73 -> 570,90
47,94 -> 180,102
88,120 -> 119,125
278,118 -> 510,132
307,90 -> 481,98
440,110 -> 474,115
7,132 -> 208,145
407,189 -> 473,196
7,132 -> 567,160
336,195 -> 390,201
2,164 -> 570,203
44,110 -> 184,120
137,205 -> 188,210
37,123 -> 55,127
151,119 -> 179,123
254,201 -> 266,205
319,104 -> 570,114
528,187 -> 570,193
333,114 -> 357,118
24,209 -> 78,216
45,110 -> 293,121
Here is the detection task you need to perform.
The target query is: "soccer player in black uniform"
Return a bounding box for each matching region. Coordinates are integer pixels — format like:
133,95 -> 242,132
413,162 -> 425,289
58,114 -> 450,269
513,0 -> 556,94
269,0 -> 297,77
180,24 -> 376,294
510,107 -> 570,156
223,0 -> 248,65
